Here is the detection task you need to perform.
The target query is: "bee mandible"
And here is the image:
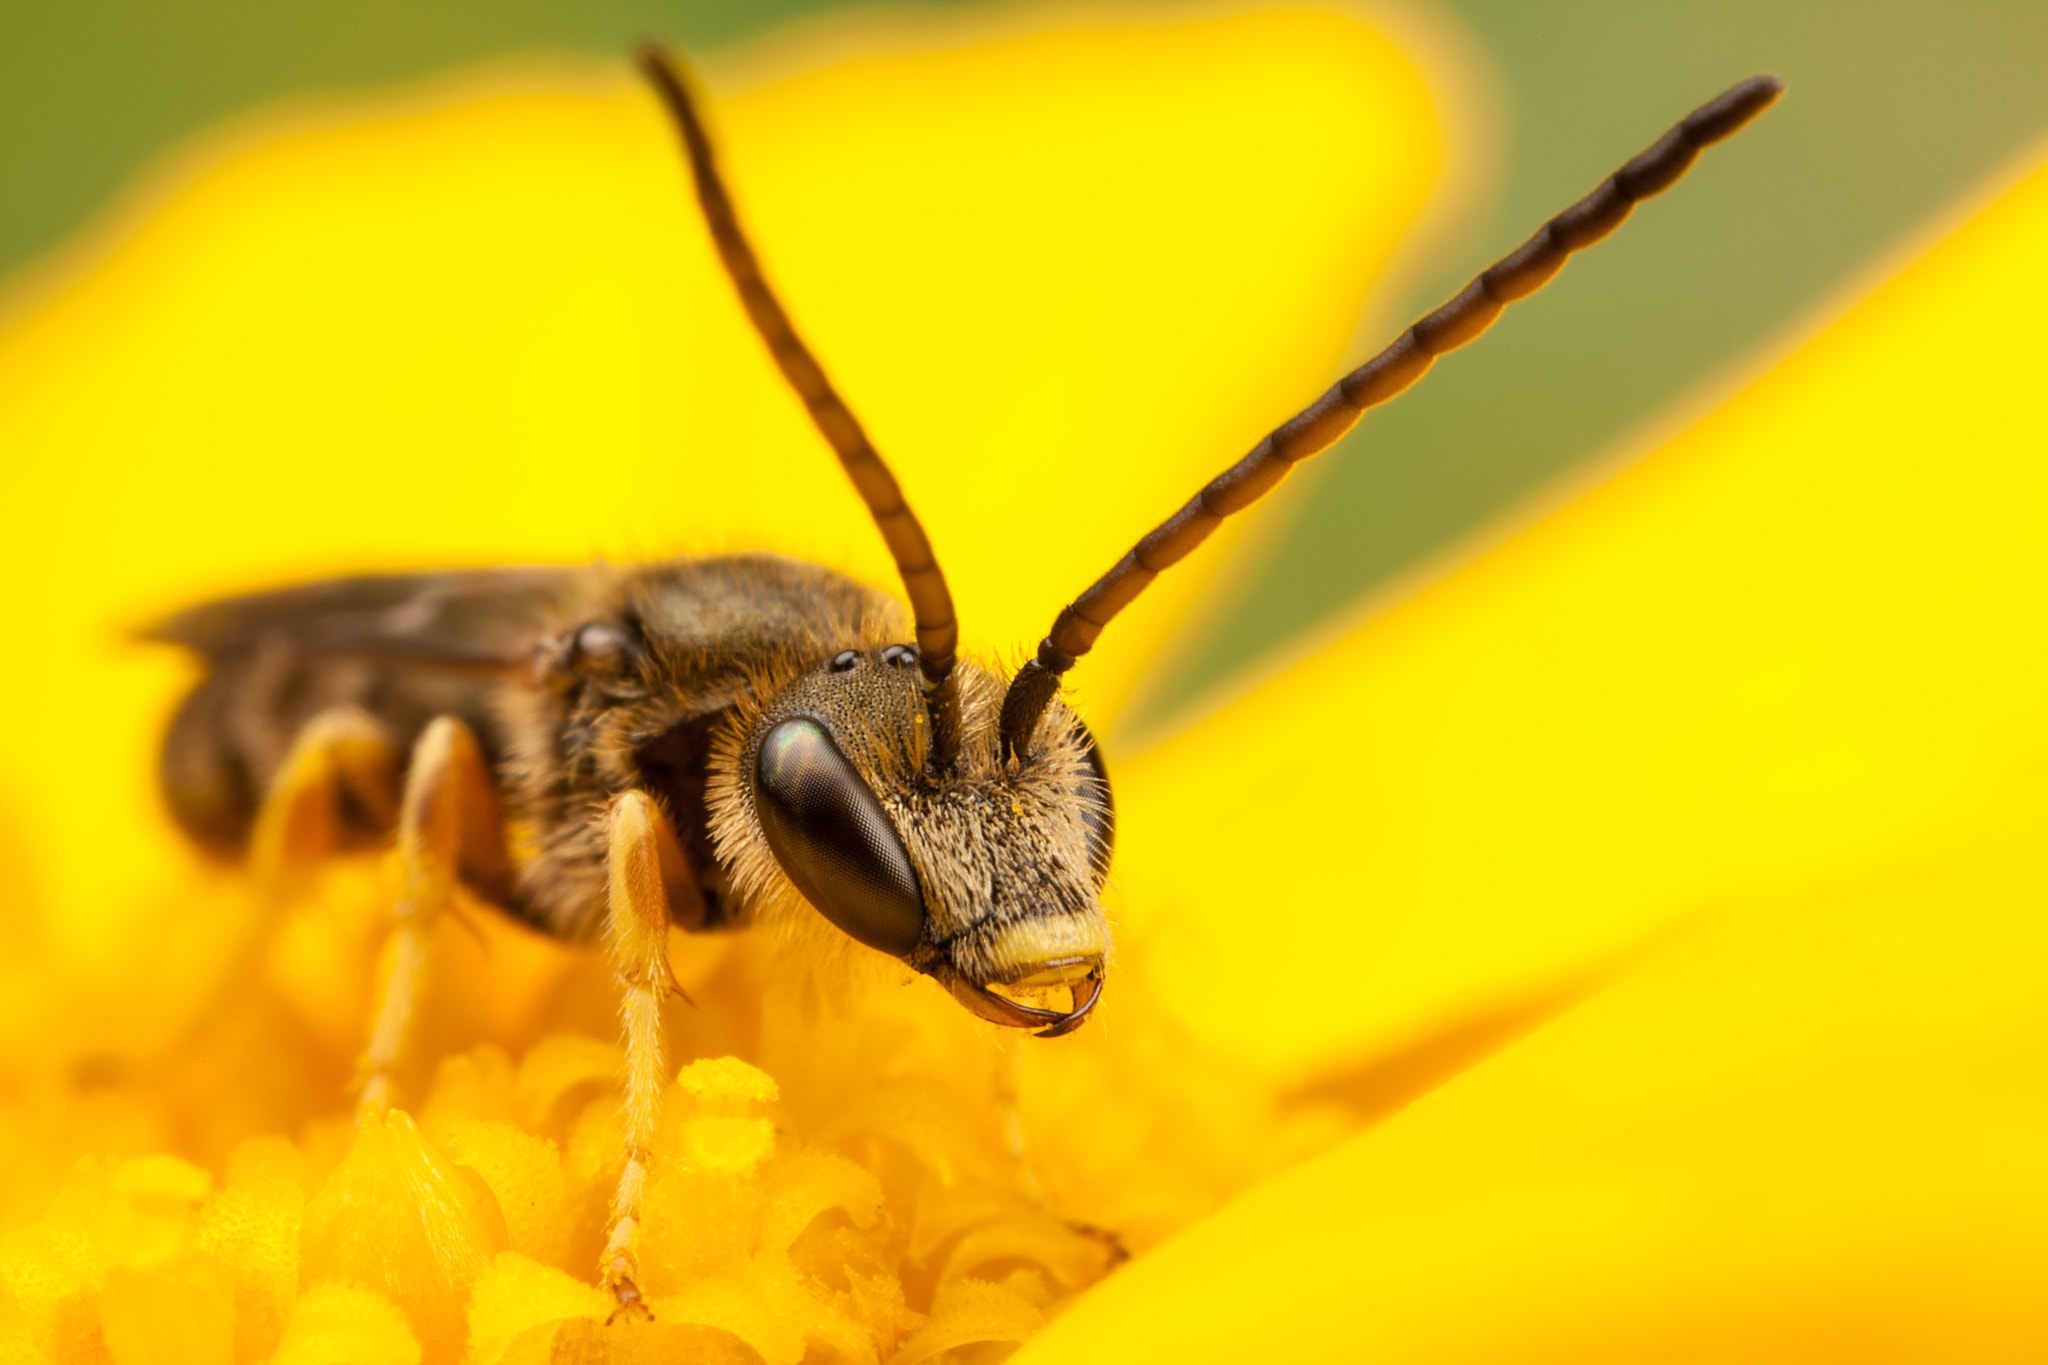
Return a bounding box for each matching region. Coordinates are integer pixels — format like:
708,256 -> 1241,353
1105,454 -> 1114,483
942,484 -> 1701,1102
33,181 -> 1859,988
146,49 -> 1782,1306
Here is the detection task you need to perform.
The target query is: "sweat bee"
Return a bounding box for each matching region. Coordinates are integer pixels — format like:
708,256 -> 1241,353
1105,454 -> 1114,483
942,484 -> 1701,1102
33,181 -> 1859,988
144,48 -> 1781,1303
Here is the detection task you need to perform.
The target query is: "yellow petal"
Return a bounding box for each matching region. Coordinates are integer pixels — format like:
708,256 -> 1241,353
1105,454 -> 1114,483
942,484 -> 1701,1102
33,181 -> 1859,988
272,1281 -> 421,1365
197,1135 -> 307,1361
648,1266 -> 807,1365
675,1057 -> 778,1109
0,1164 -> 106,1360
637,1163 -> 764,1286
464,1251 -> 607,1365
678,1118 -> 776,1177
107,1153 -> 211,1209
102,1154 -> 212,1270
1021,763 -> 2048,1362
539,1316 -> 762,1365
892,1276 -> 1043,1365
0,1282 -> 41,1365
443,1121 -> 568,1268
1116,140 -> 2048,1079
300,1110 -> 506,1362
100,1259 -> 233,1365
514,1036 -> 623,1133
935,1212 -> 1112,1298
560,1094 -> 625,1193
419,1046 -> 521,1135
756,1150 -> 882,1254
0,1151 -> 230,1359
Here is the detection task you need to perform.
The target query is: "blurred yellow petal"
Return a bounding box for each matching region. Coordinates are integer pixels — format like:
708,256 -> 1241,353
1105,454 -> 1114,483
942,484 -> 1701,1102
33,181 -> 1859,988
101,1154 -> 212,1269
1020,767 -> 2048,1362
0,1149 -> 243,1361
100,1259 -> 233,1365
1018,104 -> 2048,1365
108,1154 -> 212,1211
0,1166 -> 108,1360
1115,135 -> 2048,1080
0,1287 -> 39,1365
418,1045 -> 521,1133
197,1136 -> 307,1362
273,1281 -> 421,1365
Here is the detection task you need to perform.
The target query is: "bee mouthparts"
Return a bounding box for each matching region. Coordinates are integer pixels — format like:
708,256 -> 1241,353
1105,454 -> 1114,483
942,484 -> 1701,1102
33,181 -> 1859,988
942,963 -> 1104,1038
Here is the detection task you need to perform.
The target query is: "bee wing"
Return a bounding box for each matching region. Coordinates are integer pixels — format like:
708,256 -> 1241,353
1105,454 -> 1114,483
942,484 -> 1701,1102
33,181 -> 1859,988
142,567 -> 579,670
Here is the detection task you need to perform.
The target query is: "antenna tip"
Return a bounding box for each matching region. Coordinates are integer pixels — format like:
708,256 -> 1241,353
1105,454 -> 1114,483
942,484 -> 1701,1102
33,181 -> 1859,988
1686,74 -> 1786,146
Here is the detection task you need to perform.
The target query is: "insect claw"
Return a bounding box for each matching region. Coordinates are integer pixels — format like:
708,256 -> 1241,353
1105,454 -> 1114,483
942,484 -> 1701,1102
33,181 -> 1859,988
604,1272 -> 654,1325
662,952 -> 694,1007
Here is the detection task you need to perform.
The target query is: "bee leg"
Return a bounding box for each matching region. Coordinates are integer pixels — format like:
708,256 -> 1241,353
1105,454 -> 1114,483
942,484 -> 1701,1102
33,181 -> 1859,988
357,716 -> 510,1115
248,706 -> 399,900
600,790 -> 680,1318
119,707 -> 400,1084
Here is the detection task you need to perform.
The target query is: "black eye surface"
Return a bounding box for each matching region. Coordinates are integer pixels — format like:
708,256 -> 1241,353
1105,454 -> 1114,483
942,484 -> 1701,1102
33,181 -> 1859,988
1077,726 -> 1115,881
754,717 -> 926,956
829,650 -> 860,672
879,644 -> 917,669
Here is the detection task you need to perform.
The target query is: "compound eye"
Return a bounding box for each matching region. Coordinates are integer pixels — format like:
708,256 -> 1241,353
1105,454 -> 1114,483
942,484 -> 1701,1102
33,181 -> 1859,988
1077,726 -> 1115,883
754,718 -> 926,956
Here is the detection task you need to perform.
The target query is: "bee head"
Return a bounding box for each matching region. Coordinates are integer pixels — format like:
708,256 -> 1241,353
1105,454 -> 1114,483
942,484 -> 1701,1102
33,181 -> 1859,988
651,45 -> 1785,1038
711,644 -> 1112,1037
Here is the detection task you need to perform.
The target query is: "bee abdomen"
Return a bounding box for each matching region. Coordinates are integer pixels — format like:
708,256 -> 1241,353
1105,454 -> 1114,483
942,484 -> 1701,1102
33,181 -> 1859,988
160,667 -> 263,854
160,638 -> 505,857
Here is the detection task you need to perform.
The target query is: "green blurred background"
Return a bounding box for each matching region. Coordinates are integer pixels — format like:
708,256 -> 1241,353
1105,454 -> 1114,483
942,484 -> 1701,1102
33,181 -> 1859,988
7,1 -> 2047,735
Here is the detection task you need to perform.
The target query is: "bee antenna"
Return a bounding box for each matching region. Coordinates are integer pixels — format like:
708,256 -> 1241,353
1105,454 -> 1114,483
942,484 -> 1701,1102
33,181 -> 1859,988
640,45 -> 964,771
997,73 -> 1784,762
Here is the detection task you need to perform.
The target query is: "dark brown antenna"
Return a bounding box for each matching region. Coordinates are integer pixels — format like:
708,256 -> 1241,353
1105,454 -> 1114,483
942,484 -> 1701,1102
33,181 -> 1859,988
639,46 -> 964,769
998,73 -> 1785,760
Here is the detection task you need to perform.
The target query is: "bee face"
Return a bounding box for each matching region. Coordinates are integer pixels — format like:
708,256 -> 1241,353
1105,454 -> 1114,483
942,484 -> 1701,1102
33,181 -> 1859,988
711,645 -> 1113,1036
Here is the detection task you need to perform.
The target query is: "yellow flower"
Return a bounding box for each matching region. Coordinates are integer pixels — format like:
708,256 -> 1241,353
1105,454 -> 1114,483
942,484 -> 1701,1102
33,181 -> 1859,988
2,3 -> 2045,1363
1028,99 -> 2048,1364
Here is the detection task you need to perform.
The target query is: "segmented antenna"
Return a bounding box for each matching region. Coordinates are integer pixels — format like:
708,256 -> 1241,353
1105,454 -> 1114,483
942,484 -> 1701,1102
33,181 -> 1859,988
640,47 -> 964,770
998,73 -> 1785,760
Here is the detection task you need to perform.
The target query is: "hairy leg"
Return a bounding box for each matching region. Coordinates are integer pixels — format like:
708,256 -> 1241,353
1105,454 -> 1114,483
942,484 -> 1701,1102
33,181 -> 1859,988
601,790 -> 683,1315
153,706 -> 399,1072
357,716 -> 509,1115
248,706 -> 398,901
